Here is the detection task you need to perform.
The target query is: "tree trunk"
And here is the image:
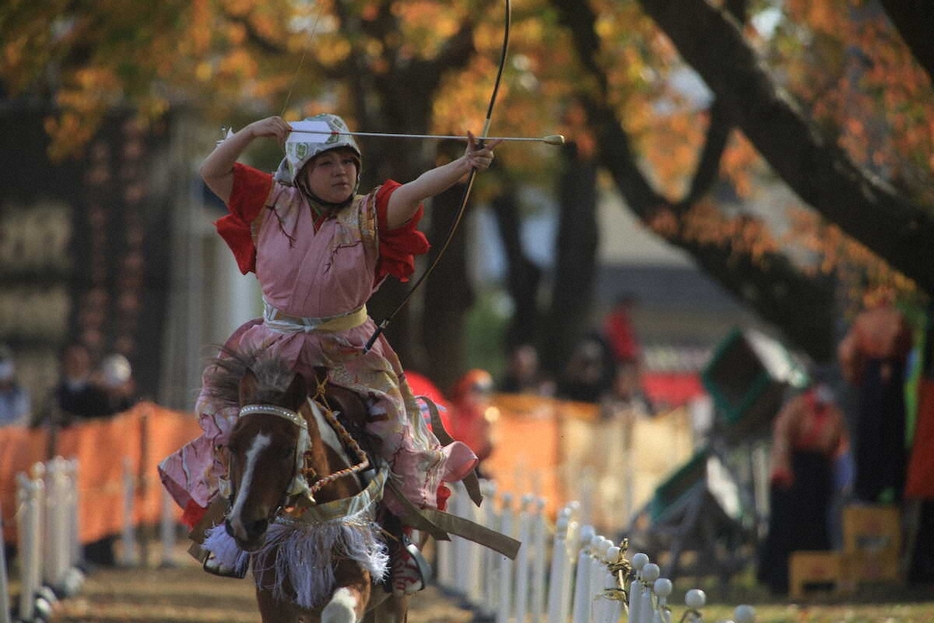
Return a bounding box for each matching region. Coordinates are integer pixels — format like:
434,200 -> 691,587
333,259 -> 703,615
541,142 -> 600,376
491,185 -> 542,351
421,178 -> 475,392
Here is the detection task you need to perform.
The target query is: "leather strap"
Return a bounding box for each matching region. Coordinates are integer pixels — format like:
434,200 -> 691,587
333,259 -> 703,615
387,479 -> 521,560
418,395 -> 484,507
187,496 -> 228,561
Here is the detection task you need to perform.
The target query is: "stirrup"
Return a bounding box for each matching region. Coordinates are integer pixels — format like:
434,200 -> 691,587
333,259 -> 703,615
404,537 -> 432,586
390,534 -> 432,595
202,551 -> 248,579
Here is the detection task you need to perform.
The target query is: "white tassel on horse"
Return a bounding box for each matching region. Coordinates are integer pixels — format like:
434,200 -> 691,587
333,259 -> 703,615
205,507 -> 389,610
203,526 -> 250,573
256,510 -> 389,609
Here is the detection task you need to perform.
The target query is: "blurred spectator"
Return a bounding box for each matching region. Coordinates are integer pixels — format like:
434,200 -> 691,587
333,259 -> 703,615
405,370 -> 452,432
98,353 -> 137,414
600,362 -> 653,419
556,335 -> 614,403
55,342 -> 111,423
499,343 -> 554,396
52,343 -> 132,567
757,379 -> 849,595
602,293 -> 642,367
0,345 -> 31,427
449,369 -> 497,477
838,285 -> 913,504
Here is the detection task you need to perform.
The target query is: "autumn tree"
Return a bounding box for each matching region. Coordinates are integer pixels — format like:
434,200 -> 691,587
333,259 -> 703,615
538,0 -> 934,363
5,0 -> 931,376
1,0 -> 556,389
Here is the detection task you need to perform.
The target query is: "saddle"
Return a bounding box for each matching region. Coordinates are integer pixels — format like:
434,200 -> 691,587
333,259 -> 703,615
310,369 -> 518,560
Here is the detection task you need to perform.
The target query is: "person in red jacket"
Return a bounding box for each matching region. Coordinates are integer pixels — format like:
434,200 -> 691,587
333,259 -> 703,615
449,369 -> 497,477
757,380 -> 849,595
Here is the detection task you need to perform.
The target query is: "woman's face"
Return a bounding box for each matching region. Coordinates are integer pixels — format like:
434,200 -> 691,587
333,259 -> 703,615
303,148 -> 358,203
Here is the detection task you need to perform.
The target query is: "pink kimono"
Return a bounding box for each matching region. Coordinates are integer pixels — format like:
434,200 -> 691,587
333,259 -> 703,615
159,164 -> 477,525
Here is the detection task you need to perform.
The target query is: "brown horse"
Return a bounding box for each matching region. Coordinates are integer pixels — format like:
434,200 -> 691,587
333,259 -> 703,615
200,349 -> 405,623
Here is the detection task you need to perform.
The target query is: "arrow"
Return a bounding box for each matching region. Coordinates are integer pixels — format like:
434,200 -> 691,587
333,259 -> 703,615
290,129 -> 565,146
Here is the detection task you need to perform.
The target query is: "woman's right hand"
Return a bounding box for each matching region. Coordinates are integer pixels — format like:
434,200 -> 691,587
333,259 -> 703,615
201,116 -> 291,204
249,116 -> 292,146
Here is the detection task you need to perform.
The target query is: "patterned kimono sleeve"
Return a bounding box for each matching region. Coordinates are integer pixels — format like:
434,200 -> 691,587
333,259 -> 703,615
374,180 -> 430,283
214,163 -> 274,274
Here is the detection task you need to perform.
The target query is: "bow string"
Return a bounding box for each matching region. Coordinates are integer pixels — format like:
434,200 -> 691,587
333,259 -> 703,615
364,0 -> 512,352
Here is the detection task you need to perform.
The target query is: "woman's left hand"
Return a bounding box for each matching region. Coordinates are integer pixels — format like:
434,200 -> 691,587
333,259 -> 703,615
464,131 -> 503,171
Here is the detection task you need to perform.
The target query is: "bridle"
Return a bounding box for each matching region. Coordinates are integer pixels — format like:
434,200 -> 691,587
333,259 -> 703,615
224,398 -> 371,517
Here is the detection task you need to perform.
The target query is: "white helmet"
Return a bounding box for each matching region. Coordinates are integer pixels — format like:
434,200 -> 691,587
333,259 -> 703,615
274,114 -> 362,186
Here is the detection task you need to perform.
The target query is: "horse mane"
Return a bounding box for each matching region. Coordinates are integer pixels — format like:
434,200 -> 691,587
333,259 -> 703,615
203,347 -> 300,410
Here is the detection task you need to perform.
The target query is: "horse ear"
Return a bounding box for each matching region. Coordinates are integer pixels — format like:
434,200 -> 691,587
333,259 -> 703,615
240,368 -> 259,404
285,373 -> 307,407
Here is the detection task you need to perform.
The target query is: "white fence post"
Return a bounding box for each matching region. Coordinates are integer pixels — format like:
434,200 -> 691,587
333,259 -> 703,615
514,495 -> 533,623
495,493 -> 515,623
16,470 -> 43,622
45,457 -> 71,589
546,507 -> 575,623
456,481 -> 478,601
682,589 -> 705,623
160,485 -> 177,567
60,459 -> 85,598
596,543 -> 623,623
529,497 -> 548,623
652,578 -> 672,623
734,604 -> 756,623
481,481 -> 499,620
639,563 -> 660,623
66,459 -> 81,569
0,496 -> 11,623
589,537 -> 612,623
628,552 -> 647,623
465,487 -> 485,608
435,483 -> 456,592
570,525 -> 595,623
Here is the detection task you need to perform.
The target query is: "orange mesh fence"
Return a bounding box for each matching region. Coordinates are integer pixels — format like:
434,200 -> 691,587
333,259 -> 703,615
0,402 -> 201,544
2,395 -> 692,544
483,394 -> 693,534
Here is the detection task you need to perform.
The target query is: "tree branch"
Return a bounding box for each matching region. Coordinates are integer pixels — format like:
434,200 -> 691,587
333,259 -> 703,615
551,0 -> 837,360
879,0 -> 934,85
639,0 -> 934,294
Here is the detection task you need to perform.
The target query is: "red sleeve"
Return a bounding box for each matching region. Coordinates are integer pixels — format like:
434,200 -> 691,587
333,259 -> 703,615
375,180 -> 431,282
214,163 -> 274,274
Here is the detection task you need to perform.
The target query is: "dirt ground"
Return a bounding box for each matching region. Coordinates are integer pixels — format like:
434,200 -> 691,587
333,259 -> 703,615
42,549 -> 475,623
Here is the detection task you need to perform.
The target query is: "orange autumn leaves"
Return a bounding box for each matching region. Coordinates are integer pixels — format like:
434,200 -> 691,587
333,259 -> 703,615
2,0 -> 931,295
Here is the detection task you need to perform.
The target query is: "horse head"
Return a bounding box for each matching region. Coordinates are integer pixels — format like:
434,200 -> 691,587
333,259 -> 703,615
225,366 -> 308,551
205,351 -> 401,622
